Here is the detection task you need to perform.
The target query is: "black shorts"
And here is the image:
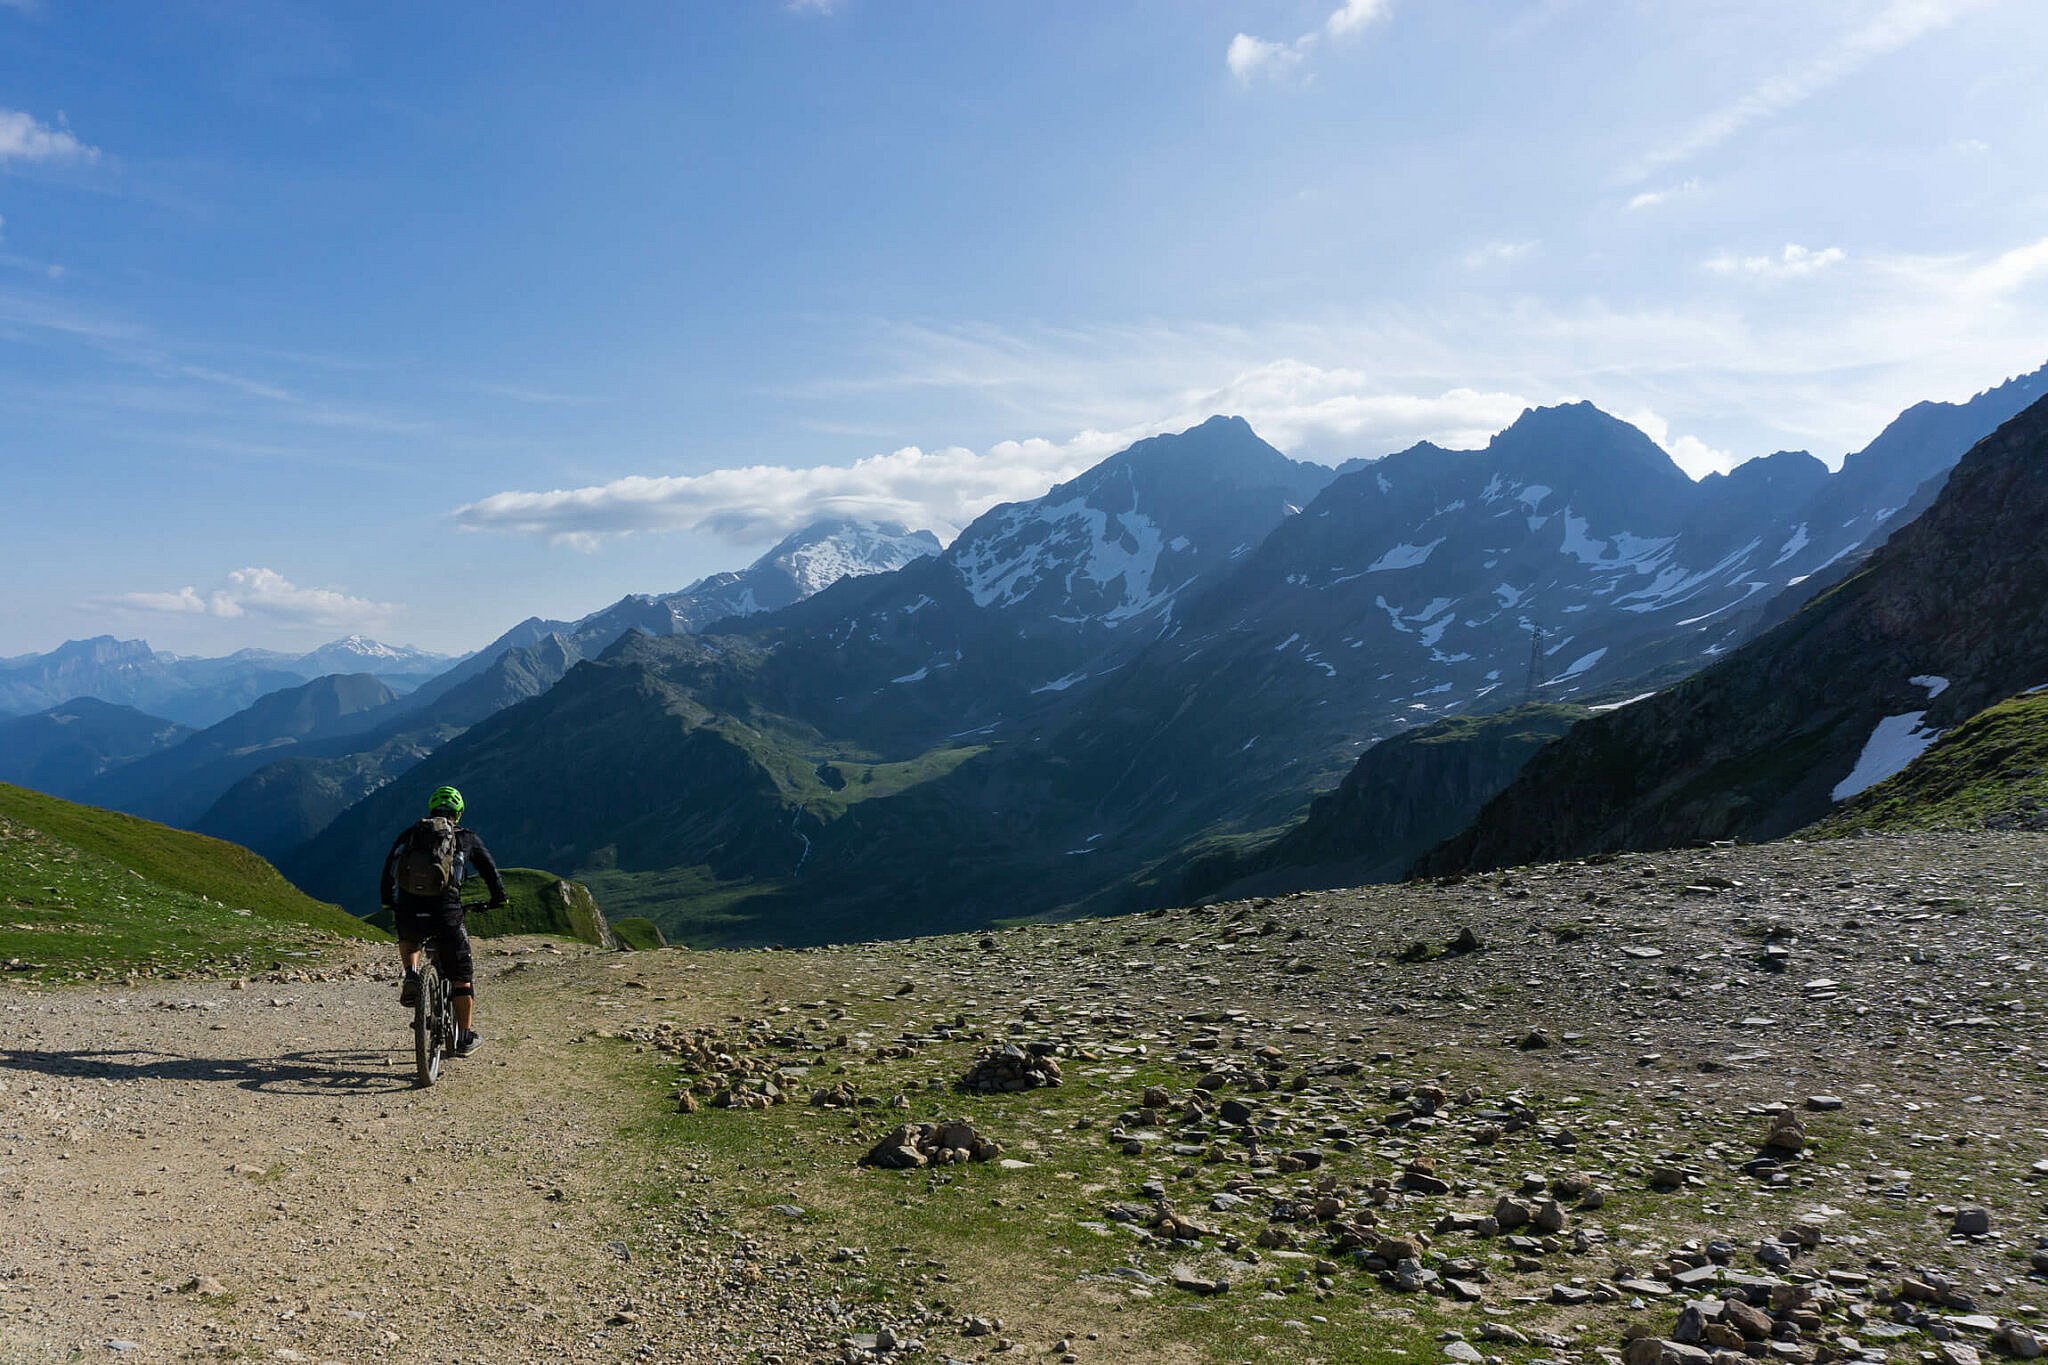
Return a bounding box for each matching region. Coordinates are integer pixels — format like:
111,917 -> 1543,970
393,902 -> 474,984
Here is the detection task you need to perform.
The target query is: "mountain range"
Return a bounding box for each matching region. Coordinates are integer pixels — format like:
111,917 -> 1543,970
12,362 -> 2047,948
0,518 -> 945,860
1417,381 -> 2048,875
0,634 -> 455,727
279,363 -> 2048,944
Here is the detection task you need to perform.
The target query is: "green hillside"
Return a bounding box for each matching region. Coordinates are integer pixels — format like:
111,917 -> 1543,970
365,866 -> 630,950
0,781 -> 380,982
1813,690 -> 2048,836
609,915 -> 665,950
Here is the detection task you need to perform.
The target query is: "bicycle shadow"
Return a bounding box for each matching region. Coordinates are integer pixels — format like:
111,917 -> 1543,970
0,1046 -> 416,1096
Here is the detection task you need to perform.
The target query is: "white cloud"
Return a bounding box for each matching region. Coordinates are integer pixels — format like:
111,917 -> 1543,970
1324,0 -> 1391,37
1625,178 -> 1701,212
454,433 -> 1124,548
1178,363 -> 1529,456
1229,0 -> 1391,84
100,568 -> 399,627
453,369 -> 1533,547
1462,239 -> 1537,270
1617,407 -> 1740,478
1227,33 -> 1306,84
0,108 -> 97,164
1624,0 -> 1990,182
1705,243 -> 1848,279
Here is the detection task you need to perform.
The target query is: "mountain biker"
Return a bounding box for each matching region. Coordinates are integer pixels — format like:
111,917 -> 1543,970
380,785 -> 506,1058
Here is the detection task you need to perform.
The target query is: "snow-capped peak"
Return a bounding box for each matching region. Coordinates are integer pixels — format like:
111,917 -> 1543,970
294,637 -> 450,671
762,520 -> 943,598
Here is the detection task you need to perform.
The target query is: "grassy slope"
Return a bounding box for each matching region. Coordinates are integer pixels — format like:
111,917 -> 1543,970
610,916 -> 665,950
0,780 -> 379,981
364,866 -> 621,948
1814,689 -> 2048,835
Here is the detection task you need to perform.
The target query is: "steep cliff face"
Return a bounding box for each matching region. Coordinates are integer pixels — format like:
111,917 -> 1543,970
1419,392 -> 2048,875
1133,703 -> 1588,906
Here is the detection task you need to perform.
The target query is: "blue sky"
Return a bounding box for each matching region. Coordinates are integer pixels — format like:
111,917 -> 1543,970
3,0 -> 2045,657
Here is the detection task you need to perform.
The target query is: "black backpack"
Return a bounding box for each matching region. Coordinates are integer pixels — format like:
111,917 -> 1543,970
394,817 -> 462,898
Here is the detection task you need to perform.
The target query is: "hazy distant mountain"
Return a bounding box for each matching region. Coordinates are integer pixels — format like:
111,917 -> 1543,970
564,518 -> 944,641
398,518 -> 940,718
282,636 -> 454,683
0,698 -> 193,798
83,673 -> 403,827
0,635 -> 453,726
0,637 -> 305,728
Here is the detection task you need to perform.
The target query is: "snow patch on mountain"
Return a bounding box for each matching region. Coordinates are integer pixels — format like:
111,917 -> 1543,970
1366,538 -> 1445,573
1832,711 -> 1942,801
951,498 -> 1175,623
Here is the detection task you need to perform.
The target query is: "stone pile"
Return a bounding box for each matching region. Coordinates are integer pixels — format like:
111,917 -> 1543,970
861,1119 -> 1002,1169
956,1041 -> 1063,1093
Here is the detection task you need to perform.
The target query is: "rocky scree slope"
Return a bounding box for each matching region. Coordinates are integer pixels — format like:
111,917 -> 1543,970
597,830 -> 2048,1365
1420,390 -> 2048,875
4,823 -> 2046,1361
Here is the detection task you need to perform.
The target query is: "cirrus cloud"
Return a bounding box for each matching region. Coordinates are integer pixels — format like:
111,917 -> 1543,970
1623,0 -> 1992,183
98,567 -> 399,627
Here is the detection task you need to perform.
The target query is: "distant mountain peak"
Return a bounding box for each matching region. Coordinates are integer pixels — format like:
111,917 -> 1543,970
757,519 -> 943,600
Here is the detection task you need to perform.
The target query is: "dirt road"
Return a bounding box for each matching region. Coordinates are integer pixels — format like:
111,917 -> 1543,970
0,938 -> 821,1365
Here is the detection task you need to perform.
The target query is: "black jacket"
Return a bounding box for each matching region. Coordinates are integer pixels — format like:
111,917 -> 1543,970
379,824 -> 506,912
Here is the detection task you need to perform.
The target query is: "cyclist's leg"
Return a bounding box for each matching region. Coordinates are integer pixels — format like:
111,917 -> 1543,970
393,905 -> 426,1004
435,913 -> 475,1032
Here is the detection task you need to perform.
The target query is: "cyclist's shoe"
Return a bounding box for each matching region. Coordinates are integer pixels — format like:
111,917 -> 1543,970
399,970 -> 420,1009
454,1030 -> 484,1058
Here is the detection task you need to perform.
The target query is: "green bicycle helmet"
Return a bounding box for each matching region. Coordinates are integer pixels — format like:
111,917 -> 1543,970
426,785 -> 465,817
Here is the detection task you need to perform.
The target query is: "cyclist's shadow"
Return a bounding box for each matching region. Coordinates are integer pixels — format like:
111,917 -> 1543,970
0,1046 -> 417,1096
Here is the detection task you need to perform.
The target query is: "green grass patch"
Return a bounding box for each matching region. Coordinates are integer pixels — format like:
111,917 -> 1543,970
610,916 -> 666,951
575,864 -> 790,942
0,781 -> 372,938
804,745 -> 988,814
0,789 -> 379,982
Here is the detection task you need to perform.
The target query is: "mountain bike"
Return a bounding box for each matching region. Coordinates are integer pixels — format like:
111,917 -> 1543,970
411,892 -> 492,1088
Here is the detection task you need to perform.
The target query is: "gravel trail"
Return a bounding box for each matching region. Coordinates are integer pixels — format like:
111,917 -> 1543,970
0,938 -> 817,1365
